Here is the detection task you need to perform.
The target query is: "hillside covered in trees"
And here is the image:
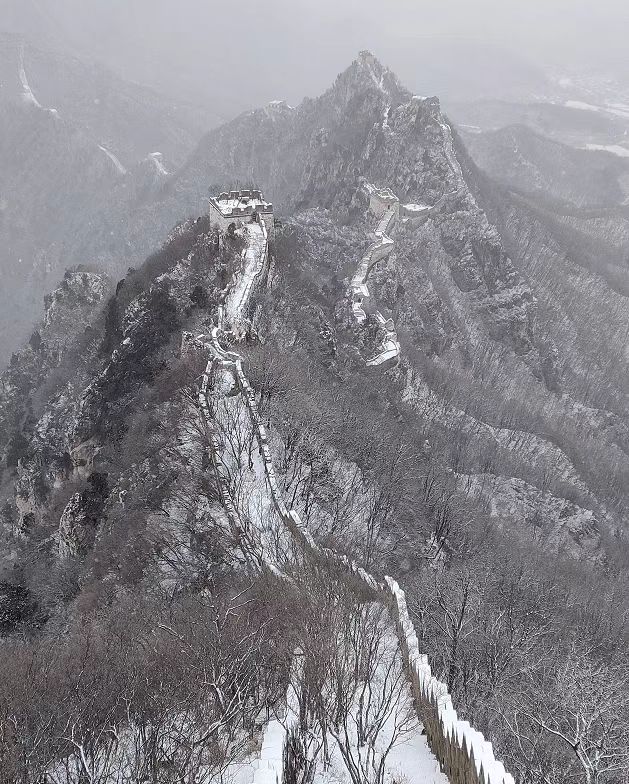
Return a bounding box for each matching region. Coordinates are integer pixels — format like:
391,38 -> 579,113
1,52 -> 629,784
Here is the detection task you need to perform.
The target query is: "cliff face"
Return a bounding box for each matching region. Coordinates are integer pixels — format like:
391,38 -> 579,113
0,218 -> 241,598
0,268 -> 110,465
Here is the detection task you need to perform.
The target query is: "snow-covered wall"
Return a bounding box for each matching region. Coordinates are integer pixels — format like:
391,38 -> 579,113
349,184 -> 401,365
252,719 -> 289,784
209,190 -> 275,240
190,206 -> 515,784
223,357 -> 515,783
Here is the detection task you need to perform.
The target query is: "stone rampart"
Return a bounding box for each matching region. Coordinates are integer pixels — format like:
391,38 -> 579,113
349,184 -> 400,365
193,201 -> 515,784
219,352 -> 515,783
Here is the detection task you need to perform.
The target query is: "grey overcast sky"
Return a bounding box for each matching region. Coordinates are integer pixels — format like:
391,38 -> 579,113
3,0 -> 629,118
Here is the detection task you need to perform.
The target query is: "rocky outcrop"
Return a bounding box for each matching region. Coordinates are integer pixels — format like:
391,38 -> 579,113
0,268 -> 110,480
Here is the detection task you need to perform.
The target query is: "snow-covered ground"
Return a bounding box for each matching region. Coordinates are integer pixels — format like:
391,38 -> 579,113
386,732 -> 450,784
210,368 -> 289,567
312,626 -> 448,784
565,99 -> 602,113
314,727 -> 447,784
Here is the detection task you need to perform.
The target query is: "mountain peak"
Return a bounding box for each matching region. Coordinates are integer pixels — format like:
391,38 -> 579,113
354,50 -> 397,90
357,49 -> 383,70
326,50 -> 410,111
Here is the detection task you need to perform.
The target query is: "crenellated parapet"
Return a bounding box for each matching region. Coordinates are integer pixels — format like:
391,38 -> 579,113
208,189 -> 275,240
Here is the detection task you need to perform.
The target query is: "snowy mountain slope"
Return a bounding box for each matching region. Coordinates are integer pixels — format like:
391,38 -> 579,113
0,34 -> 211,365
5,49 -> 626,558
1,51 -> 629,783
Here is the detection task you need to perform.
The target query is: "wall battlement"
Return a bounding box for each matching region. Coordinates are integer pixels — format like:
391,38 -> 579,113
208,189 -> 275,240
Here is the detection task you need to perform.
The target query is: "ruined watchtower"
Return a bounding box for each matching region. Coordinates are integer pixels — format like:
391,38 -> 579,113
208,189 -> 275,240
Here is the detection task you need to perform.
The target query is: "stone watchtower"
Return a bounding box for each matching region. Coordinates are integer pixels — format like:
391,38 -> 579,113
208,189 -> 275,240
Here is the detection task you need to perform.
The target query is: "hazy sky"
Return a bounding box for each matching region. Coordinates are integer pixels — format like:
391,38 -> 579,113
4,0 -> 629,118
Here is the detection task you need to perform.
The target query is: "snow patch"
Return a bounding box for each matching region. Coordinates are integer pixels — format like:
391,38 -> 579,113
584,143 -> 629,158
19,63 -> 41,108
98,145 -> 127,175
149,151 -> 169,175
605,102 -> 629,119
565,99 -> 629,120
268,99 -> 294,110
402,202 -> 431,213
19,48 -> 58,116
565,99 -> 601,112
382,104 -> 391,130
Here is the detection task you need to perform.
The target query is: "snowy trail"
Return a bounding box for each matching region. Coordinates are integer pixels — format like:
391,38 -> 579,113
313,627 -> 449,784
225,223 -> 267,325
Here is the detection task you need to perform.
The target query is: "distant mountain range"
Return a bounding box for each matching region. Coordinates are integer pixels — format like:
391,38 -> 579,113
0,32 -> 213,361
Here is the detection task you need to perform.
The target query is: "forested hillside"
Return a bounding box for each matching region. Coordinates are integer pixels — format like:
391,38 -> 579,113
1,52 -> 628,784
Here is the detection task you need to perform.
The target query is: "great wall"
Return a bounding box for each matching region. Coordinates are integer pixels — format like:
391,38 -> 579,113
182,187 -> 516,784
350,183 -> 401,367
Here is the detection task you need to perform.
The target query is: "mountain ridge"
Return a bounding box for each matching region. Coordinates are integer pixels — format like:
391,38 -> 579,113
2,50 -> 629,782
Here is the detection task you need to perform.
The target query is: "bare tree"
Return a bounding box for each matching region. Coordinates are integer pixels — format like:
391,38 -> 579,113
325,603 -> 417,784
288,573 -> 416,784
514,645 -> 629,784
